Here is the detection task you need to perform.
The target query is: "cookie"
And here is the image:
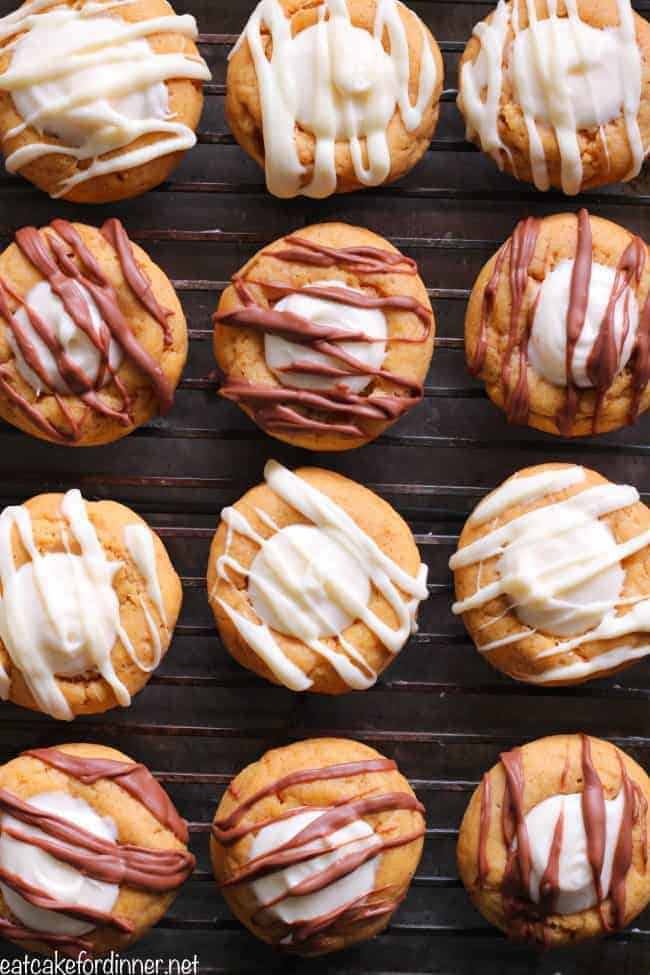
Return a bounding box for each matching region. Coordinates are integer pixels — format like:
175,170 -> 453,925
213,222 -> 435,451
0,488 -> 182,720
465,210 -> 650,436
211,737 -> 424,956
0,219 -> 187,446
207,459 -> 429,694
226,0 -> 443,199
0,0 -> 210,203
457,734 -> 650,946
0,743 -> 194,958
450,463 -> 650,686
458,0 -> 650,195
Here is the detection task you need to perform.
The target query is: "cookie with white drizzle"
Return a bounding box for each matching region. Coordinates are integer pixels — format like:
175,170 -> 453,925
213,222 -> 436,451
0,488 -> 181,720
458,0 -> 650,195
457,734 -> 650,947
0,743 -> 195,958
226,0 -> 443,199
207,460 -> 429,694
0,0 -> 211,203
0,219 -> 187,446
450,463 -> 650,686
211,737 -> 425,956
465,210 -> 650,437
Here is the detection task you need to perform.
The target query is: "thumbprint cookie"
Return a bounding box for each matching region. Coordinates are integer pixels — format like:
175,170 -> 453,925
0,0 -> 211,203
450,463 -> 650,686
458,0 -> 650,195
0,219 -> 187,446
0,743 -> 195,958
457,734 -> 650,946
465,210 -> 650,436
211,737 -> 425,955
0,489 -> 182,720
226,0 -> 443,198
213,222 -> 435,451
207,460 -> 429,694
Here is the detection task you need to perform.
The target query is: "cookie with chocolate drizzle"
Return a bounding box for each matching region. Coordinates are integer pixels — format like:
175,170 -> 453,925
0,743 -> 195,958
213,222 -> 435,451
457,734 -> 650,947
211,738 -> 425,956
465,210 -> 650,436
0,219 -> 187,445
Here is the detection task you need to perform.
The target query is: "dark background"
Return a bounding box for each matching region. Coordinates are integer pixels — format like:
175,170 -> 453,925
1,0 -> 650,971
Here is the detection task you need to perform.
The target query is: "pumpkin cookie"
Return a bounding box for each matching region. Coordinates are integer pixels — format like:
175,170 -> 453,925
0,488 -> 182,720
0,0 -> 210,203
211,737 -> 424,956
226,0 -> 443,198
450,463 -> 650,686
207,460 -> 429,693
457,734 -> 650,946
458,0 -> 650,195
0,219 -> 187,446
465,210 -> 650,436
213,222 -> 435,451
0,743 -> 194,958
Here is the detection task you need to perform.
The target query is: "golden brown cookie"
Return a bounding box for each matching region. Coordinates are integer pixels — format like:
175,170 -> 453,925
226,0 -> 443,198
0,743 -> 195,958
450,463 -> 650,686
0,0 -> 210,203
0,488 -> 182,720
211,737 -> 425,956
213,222 -> 435,451
465,210 -> 650,436
458,0 -> 650,195
207,459 -> 429,694
457,734 -> 650,946
0,219 -> 187,446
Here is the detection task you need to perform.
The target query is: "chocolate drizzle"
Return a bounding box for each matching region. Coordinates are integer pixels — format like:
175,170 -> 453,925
214,236 -> 433,439
212,757 -> 425,951
0,220 -> 175,443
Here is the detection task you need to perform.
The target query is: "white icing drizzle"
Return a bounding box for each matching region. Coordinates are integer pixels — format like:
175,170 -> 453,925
212,460 -> 429,691
124,521 -> 168,670
458,0 -> 645,195
234,0 -> 438,198
450,467 -> 650,678
0,490 -> 165,720
0,0 -> 211,198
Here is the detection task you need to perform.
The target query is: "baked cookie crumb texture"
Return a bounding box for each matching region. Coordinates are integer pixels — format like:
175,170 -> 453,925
0,489 -> 182,720
450,463 -> 650,686
0,0 -> 211,202
213,223 -> 435,450
207,460 -> 429,694
458,0 -> 650,194
0,744 -> 194,958
466,209 -> 650,436
211,738 -> 425,955
227,0 -> 443,198
458,734 -> 650,946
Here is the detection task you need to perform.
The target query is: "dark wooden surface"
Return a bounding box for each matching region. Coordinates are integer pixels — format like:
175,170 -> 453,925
1,0 -> 650,971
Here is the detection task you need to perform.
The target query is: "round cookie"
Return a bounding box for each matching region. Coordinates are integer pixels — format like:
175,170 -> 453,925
457,0 -> 650,195
207,459 -> 429,694
0,219 -> 187,446
465,210 -> 650,437
0,0 -> 210,203
0,743 -> 195,958
0,488 -> 182,720
213,222 -> 435,451
211,737 -> 425,956
457,734 -> 650,946
450,463 -> 650,686
226,0 -> 443,199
